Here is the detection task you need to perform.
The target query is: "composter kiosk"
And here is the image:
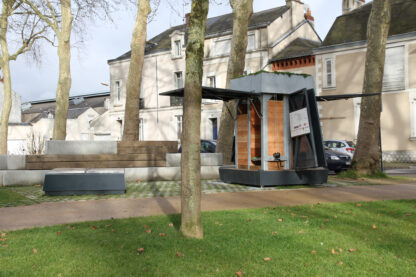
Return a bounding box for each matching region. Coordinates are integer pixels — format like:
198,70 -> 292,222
161,72 -> 328,187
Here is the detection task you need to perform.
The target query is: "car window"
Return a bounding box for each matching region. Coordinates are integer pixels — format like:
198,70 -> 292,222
340,143 -> 346,148
347,141 -> 356,148
206,142 -> 215,153
201,142 -> 207,152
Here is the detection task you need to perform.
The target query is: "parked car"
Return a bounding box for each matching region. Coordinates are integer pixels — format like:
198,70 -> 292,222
325,147 -> 351,173
324,140 -> 356,158
178,139 -> 216,153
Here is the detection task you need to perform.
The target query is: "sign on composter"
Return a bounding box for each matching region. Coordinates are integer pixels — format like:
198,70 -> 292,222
289,108 -> 310,138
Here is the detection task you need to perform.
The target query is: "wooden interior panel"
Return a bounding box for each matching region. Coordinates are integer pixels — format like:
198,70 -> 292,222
267,100 -> 284,170
236,100 -> 285,171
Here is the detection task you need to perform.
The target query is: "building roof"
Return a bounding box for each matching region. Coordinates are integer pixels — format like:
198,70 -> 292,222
322,0 -> 416,47
22,92 -> 110,123
108,5 -> 290,63
271,38 -> 321,62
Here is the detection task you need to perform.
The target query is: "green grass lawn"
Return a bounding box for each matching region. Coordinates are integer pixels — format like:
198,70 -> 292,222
1,200 -> 415,276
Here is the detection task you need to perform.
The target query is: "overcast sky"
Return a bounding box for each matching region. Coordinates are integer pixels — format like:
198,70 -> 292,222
11,0 -> 343,102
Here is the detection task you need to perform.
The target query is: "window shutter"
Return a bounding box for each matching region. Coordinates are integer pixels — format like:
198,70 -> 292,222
214,39 -> 231,56
383,47 -> 405,92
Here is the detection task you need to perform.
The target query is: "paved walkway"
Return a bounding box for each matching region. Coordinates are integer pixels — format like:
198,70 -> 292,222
1,183 -> 416,231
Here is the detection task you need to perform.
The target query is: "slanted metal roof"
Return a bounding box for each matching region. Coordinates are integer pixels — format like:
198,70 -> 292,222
160,87 -> 381,102
159,87 -> 255,101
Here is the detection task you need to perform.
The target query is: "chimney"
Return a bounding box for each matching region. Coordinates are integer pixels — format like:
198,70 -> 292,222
185,13 -> 190,27
342,0 -> 365,15
304,9 -> 314,26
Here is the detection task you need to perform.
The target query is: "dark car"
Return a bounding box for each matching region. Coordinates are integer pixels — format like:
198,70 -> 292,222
178,140 -> 216,153
325,147 -> 351,173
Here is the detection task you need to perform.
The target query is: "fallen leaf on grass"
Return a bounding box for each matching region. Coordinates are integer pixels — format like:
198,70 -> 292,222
320,225 -> 325,229
57,274 -> 62,277
236,270 -> 243,277
324,219 -> 329,223
311,250 -> 317,254
334,215 -> 338,219
146,229 -> 151,234
56,231 -> 61,235
91,226 -> 96,230
339,248 -> 343,253
143,225 -> 149,229
0,238 -> 6,242
2,244 -> 8,248
331,248 -> 336,255
298,230 -> 305,234
356,203 -> 362,207
1,233 -> 5,237
105,224 -> 112,228
348,249 -> 356,252
278,218 -> 284,222
271,231 -> 278,235
338,261 -> 343,266
300,215 -> 308,218
137,248 -> 144,255
111,229 -> 116,232
176,252 -> 183,257
199,250 -> 203,253
372,224 -> 377,229
169,223 -> 174,227
263,257 -> 271,262
345,211 -> 352,214
159,233 -> 166,237
136,179 -> 141,183
32,249 -> 38,254
406,214 -> 412,217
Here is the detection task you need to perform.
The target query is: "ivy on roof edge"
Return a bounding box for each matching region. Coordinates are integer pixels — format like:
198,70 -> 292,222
234,70 -> 311,79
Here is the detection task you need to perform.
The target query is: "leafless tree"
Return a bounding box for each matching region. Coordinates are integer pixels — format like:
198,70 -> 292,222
180,0 -> 209,239
216,0 -> 253,164
352,0 -> 392,174
22,0 -> 115,140
0,0 -> 50,154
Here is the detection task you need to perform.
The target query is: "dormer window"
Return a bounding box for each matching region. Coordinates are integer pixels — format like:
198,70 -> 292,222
170,30 -> 185,59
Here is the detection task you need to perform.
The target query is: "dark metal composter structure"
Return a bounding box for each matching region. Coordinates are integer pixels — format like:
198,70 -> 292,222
161,72 -> 328,187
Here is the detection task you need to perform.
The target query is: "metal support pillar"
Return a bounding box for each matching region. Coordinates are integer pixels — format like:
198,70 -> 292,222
234,99 -> 240,168
261,95 -> 272,171
283,96 -> 291,169
247,98 -> 251,169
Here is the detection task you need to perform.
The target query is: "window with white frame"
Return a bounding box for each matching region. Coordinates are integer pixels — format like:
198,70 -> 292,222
247,33 -> 256,51
174,40 -> 181,57
174,71 -> 183,89
207,76 -> 216,88
323,57 -> 336,88
176,115 -> 183,140
410,92 -> 416,139
139,118 -> 144,141
383,46 -> 405,92
214,37 -> 231,56
115,80 -> 121,102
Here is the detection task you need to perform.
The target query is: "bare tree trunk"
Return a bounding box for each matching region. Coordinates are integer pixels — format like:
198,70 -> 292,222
180,0 -> 209,239
122,0 -> 151,141
53,0 -> 73,140
0,0 -> 14,154
216,0 -> 253,164
352,0 -> 392,175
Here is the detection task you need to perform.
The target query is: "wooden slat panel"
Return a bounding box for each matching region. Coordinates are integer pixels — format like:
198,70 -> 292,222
26,153 -> 165,163
26,160 -> 166,170
118,147 -> 174,155
117,141 -> 178,153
